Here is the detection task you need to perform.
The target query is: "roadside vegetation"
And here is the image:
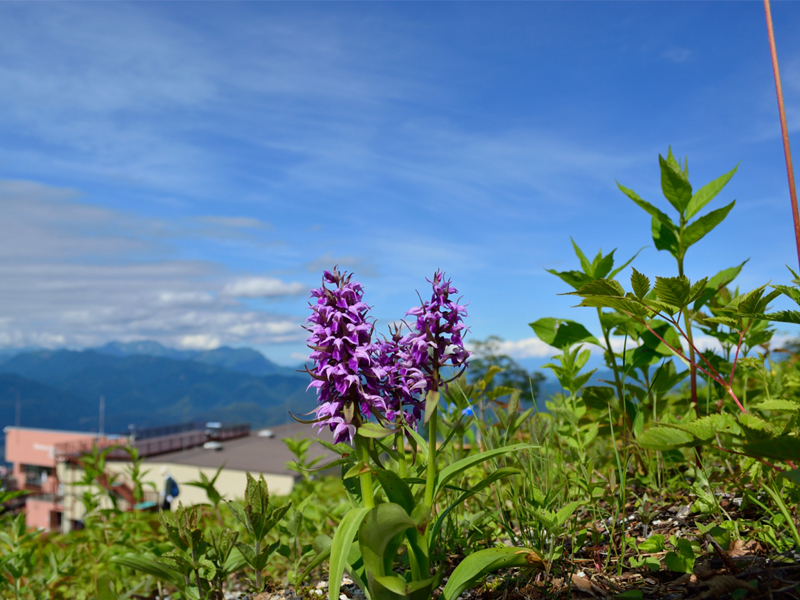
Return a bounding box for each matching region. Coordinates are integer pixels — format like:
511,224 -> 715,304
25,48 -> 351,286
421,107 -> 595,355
2,150 -> 800,600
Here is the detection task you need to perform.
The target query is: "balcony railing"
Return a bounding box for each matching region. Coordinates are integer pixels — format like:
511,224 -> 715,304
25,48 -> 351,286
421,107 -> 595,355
53,422 -> 250,462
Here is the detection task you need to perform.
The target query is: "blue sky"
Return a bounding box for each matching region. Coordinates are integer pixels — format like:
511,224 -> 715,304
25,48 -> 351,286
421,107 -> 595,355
0,2 -> 799,368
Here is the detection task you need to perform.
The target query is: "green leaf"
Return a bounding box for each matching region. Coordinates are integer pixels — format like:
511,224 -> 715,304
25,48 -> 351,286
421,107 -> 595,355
373,470 -> 415,516
752,399 -> 800,412
529,317 -> 600,350
435,444 -> 533,499
652,216 -> 680,256
442,547 -> 543,600
659,153 -> 693,213
664,539 -> 695,573
545,269 -> 592,291
609,246 -> 646,279
743,436 -> 800,462
555,500 -> 582,526
638,534 -> 665,553
653,276 -> 691,310
686,164 -> 738,220
571,237 -> 593,274
110,554 -> 186,589
358,423 -> 396,439
329,507 -> 370,600
693,261 -> 749,310
430,467 -> 521,542
424,390 -> 440,425
617,182 -> 675,227
671,414 -> 740,441
683,201 -> 735,249
631,269 -> 650,300
358,503 -> 416,577
765,310 -> 800,324
616,591 -> 644,599
637,427 -> 695,451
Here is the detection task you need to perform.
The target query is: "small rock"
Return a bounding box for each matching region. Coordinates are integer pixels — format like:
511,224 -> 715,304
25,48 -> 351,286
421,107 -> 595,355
316,581 -> 329,590
314,590 -> 324,597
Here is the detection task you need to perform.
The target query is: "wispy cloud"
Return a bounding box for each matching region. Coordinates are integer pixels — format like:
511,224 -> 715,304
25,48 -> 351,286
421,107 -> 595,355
222,277 -> 306,298
0,179 -> 306,349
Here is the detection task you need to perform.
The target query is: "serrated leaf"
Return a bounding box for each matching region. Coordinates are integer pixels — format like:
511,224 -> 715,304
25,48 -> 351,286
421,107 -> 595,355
686,164 -> 738,219
684,201 -> 736,248
752,399 -> 800,412
672,414 -> 739,441
574,278 -> 627,297
765,310 -> 800,325
704,316 -> 738,327
654,276 -> 692,310
631,268 -> 650,300
772,283 -> 800,306
637,427 -> 695,451
687,278 -> 709,304
545,268 -> 592,291
617,182 -> 675,227
693,261 -> 749,310
659,153 -> 693,213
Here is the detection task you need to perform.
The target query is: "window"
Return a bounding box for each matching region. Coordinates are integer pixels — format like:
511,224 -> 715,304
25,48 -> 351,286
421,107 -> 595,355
23,464 -> 53,486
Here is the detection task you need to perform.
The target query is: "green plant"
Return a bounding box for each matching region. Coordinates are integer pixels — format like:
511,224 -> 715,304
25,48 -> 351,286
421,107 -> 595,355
227,473 -> 291,592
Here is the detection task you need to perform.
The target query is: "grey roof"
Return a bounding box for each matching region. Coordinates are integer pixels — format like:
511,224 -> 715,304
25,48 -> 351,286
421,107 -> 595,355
150,421 -> 339,477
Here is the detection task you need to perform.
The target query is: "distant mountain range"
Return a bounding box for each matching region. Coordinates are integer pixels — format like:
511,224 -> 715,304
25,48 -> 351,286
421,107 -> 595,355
0,342 -> 315,438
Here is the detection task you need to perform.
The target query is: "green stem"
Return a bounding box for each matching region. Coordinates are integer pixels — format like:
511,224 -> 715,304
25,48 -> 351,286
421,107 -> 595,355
254,540 -> 262,590
355,436 -> 375,509
396,429 -> 407,479
424,409 -> 438,508
598,308 -> 627,428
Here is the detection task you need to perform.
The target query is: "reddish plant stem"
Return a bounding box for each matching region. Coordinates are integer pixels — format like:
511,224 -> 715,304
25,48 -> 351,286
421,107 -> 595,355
764,0 -> 800,272
635,313 -> 748,414
670,316 -> 723,383
728,321 -> 751,389
712,445 -> 784,472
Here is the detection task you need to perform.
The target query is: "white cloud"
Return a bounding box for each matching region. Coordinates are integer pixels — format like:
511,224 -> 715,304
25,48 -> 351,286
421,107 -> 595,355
222,277 -> 307,298
0,179 -> 307,350
179,335 -> 221,350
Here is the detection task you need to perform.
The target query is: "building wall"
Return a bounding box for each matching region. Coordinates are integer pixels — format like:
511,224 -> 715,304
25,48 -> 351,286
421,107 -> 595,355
56,459 -> 295,530
4,427 -> 110,530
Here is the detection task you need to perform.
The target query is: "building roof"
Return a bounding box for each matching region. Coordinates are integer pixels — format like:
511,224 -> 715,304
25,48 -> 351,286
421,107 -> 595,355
147,421 -> 339,477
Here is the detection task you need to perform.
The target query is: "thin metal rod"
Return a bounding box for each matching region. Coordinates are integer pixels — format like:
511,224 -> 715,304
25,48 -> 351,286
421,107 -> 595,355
764,0 -> 800,271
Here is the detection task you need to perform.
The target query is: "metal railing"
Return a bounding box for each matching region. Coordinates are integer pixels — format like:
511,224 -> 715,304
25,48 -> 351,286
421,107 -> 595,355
54,422 -> 250,461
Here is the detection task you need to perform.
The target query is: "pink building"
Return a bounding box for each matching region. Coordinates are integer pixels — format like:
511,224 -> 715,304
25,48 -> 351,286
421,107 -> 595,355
3,426 -> 107,530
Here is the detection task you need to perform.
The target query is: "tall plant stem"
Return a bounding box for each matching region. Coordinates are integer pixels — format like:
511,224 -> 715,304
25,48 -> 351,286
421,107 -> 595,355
677,254 -> 700,417
597,308 -> 627,429
355,436 -> 375,509
764,0 -> 800,272
424,409 -> 438,508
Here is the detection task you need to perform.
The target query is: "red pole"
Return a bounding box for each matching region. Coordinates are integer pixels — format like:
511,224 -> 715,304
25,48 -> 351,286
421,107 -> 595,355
764,0 -> 800,272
